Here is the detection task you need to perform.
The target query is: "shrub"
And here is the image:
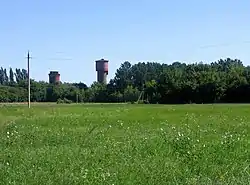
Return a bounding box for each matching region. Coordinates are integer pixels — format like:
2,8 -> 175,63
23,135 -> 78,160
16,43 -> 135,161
56,98 -> 64,104
63,98 -> 72,104
56,98 -> 72,104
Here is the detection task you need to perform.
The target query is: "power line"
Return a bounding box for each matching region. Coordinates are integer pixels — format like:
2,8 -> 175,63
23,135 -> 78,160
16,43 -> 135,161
28,51 -> 73,61
46,58 -> 73,61
199,40 -> 250,49
31,57 -> 73,61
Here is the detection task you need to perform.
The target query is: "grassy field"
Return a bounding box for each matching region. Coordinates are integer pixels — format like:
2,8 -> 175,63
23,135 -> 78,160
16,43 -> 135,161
0,104 -> 249,185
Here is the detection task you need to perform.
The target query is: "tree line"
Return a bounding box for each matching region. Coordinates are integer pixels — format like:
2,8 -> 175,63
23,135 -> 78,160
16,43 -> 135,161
1,58 -> 250,104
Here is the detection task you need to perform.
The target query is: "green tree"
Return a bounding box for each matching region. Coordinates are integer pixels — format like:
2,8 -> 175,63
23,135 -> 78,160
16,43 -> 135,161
123,85 -> 140,102
9,67 -> 15,84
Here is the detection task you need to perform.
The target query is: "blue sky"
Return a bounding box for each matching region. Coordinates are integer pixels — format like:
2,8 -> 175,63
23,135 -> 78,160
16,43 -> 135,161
0,0 -> 250,85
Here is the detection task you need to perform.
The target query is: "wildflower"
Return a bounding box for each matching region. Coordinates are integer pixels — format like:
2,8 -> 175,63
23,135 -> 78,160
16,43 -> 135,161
160,128 -> 164,131
82,169 -> 88,179
7,132 -> 9,135
101,173 -> 106,180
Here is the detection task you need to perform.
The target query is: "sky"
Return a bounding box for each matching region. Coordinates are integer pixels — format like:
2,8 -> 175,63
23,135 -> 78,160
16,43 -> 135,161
0,0 -> 250,85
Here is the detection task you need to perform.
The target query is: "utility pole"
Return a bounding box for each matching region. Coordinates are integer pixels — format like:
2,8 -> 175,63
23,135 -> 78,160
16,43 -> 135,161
27,51 -> 31,108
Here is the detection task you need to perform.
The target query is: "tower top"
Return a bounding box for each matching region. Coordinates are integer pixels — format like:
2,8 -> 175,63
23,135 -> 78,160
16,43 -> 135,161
49,71 -> 60,75
96,59 -> 109,63
48,71 -> 60,84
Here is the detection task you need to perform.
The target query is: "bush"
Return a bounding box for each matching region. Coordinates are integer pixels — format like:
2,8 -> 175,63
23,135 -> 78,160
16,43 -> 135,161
57,98 -> 72,104
56,98 -> 64,104
135,100 -> 150,104
64,98 -> 72,104
136,100 -> 145,104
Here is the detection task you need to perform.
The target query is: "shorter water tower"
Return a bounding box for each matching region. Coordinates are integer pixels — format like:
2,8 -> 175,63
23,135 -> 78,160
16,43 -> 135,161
49,71 -> 60,84
95,59 -> 109,84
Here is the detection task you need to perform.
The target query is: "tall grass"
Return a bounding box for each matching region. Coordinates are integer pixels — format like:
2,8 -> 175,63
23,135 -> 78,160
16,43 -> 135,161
0,104 -> 249,184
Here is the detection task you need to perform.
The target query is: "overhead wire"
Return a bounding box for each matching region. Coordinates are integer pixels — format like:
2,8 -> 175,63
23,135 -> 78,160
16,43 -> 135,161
178,40 -> 250,64
198,40 -> 250,49
24,40 -> 250,61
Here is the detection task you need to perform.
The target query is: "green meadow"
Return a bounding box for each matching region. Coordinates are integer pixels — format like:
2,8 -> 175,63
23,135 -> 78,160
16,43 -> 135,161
0,104 -> 249,184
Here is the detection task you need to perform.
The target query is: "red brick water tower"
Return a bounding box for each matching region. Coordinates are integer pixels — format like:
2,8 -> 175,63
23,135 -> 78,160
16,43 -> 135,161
49,71 -> 60,84
95,59 -> 108,84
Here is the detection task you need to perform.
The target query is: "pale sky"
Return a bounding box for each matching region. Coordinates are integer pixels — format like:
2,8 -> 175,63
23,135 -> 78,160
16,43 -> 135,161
0,0 -> 250,85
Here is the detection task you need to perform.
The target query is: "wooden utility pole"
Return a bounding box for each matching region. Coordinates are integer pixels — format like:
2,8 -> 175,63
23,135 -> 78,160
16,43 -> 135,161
27,51 -> 31,108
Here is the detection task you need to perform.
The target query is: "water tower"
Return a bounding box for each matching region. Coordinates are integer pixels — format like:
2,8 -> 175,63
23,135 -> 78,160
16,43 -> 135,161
49,71 -> 60,84
95,59 -> 108,84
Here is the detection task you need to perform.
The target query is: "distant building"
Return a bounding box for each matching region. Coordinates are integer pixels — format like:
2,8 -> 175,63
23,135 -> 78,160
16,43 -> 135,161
95,59 -> 109,84
49,71 -> 60,84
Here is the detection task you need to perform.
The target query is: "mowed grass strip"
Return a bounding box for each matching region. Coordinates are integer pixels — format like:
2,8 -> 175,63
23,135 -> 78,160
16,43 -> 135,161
0,104 -> 249,185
